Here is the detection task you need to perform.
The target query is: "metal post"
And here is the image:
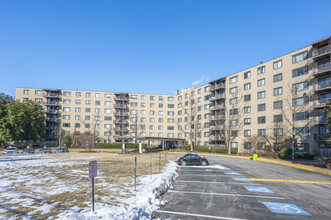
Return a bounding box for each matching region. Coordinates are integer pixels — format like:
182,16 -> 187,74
150,154 -> 152,180
134,156 -> 137,191
92,177 -> 95,212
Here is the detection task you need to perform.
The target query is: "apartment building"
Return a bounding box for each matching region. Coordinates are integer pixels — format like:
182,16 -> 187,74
15,36 -> 330,155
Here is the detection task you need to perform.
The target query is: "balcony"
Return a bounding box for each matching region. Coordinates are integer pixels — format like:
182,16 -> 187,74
114,112 -> 128,116
114,127 -> 129,131
314,99 -> 329,109
210,94 -> 226,101
210,115 -> 225,120
209,135 -> 225,141
210,104 -> 226,111
43,101 -> 61,106
46,126 -> 57,130
43,93 -> 61,98
313,81 -> 331,93
46,117 -> 60,122
45,110 -> 60,114
114,104 -> 129,108
313,62 -> 331,76
115,97 -> 129,101
314,116 -> 327,125
114,119 -> 128,124
210,125 -> 225,130
210,83 -> 225,91
312,45 -> 330,61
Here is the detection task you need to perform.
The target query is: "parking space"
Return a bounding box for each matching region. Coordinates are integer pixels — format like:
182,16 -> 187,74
153,156 -> 331,219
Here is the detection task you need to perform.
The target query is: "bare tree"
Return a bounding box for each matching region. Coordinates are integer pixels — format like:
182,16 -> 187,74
278,83 -> 317,160
177,88 -> 202,151
223,92 -> 245,154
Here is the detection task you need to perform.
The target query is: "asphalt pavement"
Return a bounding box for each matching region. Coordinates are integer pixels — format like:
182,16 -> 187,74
153,155 -> 331,220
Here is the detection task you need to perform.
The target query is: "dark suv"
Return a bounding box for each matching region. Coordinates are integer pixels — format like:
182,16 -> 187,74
177,153 -> 209,166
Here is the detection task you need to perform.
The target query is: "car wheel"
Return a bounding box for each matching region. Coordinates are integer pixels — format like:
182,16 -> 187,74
182,161 -> 187,166
201,161 -> 208,166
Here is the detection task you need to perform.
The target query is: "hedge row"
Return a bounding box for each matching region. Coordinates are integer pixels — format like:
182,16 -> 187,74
96,143 -> 147,149
279,147 -> 314,160
182,145 -> 238,154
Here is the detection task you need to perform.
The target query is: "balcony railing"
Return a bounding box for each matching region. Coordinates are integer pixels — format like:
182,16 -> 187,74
209,135 -> 225,141
210,115 -> 225,120
114,104 -> 129,108
115,97 -> 129,101
209,104 -> 225,111
46,126 -> 57,130
210,94 -> 226,100
46,118 -> 60,122
114,127 -> 129,131
313,62 -> 331,75
314,99 -> 329,108
210,83 -> 226,91
45,110 -> 60,114
43,101 -> 61,106
43,93 -> 61,98
210,125 -> 225,130
314,116 -> 327,125
313,45 -> 330,58
313,81 -> 331,91
114,112 -> 128,116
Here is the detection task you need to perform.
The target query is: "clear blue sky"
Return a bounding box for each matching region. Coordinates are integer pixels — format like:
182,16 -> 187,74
1,0 -> 330,97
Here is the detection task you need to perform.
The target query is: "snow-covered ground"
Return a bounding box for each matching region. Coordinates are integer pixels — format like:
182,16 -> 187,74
0,154 -> 177,219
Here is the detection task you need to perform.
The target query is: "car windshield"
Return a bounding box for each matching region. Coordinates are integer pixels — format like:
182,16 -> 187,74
7,148 -> 16,150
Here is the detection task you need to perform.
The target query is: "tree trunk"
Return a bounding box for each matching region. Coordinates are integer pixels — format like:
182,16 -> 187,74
291,135 -> 295,160
227,141 -> 231,155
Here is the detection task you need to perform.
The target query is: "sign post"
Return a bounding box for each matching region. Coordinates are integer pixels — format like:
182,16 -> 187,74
134,157 -> 137,191
89,161 -> 97,212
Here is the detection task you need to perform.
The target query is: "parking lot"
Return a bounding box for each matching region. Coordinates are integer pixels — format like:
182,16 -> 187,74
154,155 -> 331,220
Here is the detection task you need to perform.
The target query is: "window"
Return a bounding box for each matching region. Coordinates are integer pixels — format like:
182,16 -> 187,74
274,128 -> 283,136
23,98 -> 29,102
105,93 -> 112,99
159,103 -> 163,108
204,86 -> 210,92
104,132 -> 111,137
258,116 -> 266,124
130,102 -> 138,107
292,51 -> 308,63
95,93 -> 101,98
292,81 -> 309,92
244,83 -> 251,90
105,101 -> 112,106
204,95 -> 210,101
168,104 -> 174,108
63,99 -> 70,104
141,110 -> 146,115
198,88 -> 202,94
158,133 -> 163,137
167,133 -> 174,138
197,97 -> 202,103
244,142 -> 251,149
229,76 -> 238,84
95,101 -> 100,105
149,110 -> 155,115
141,95 -> 146,100
229,97 -> 238,105
294,127 -> 309,136
231,130 -> 238,137
104,116 -> 112,121
75,100 -> 81,105
232,120 -> 238,126
273,101 -> 283,109
63,123 -> 70,128
158,96 -> 163,101
63,115 -> 70,120
158,111 -> 163,116
140,117 -> 146,122
273,73 -> 282,83
273,60 -> 282,69
85,116 -> 90,120
141,103 -> 146,107
244,130 -> 251,137
229,87 -> 238,94
131,95 -> 138,100
75,115 -> 81,120
244,71 -> 251,79
158,125 -> 163,130
204,113 -> 210,119
294,112 -> 309,121
230,108 -> 238,115
63,107 -> 70,112
258,142 -> 266,150
131,110 -> 138,115
178,96 -> 182,101
167,126 -> 174,130
293,96 -> 308,106
257,66 -> 265,75
85,124 -> 90,128
168,118 -> 174,123
258,104 -> 265,111
94,116 -> 100,121
149,125 -> 155,130
273,87 -> 283,96
94,108 -> 100,113
244,118 -> 251,125
35,90 -> 42,95
23,90 -> 29,95
168,97 -> 174,101
75,107 -> 81,112
158,118 -> 163,123
35,98 -> 43,103
244,94 -> 251,102
292,66 -> 308,78
149,118 -> 155,122
85,100 -> 91,105
274,114 -> 283,122
63,92 -> 71,97
257,78 -> 266,87
244,106 -> 251,113
75,92 -> 81,97
204,104 -> 210,110
85,108 -> 91,113
257,91 -> 266,99
204,132 -> 210,137
104,124 -> 112,129
149,96 -> 155,101
258,129 -> 266,136
231,142 -> 238,148
85,92 -> 91,97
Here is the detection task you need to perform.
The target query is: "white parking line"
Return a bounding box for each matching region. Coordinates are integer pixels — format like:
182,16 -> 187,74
168,190 -> 285,199
154,210 -> 248,220
178,174 -> 242,177
176,180 -> 261,185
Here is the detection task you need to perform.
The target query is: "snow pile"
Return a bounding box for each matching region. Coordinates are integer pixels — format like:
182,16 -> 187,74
58,161 -> 178,220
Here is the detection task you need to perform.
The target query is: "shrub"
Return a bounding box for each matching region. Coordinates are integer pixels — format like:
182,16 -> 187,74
182,145 -> 238,154
96,143 -> 147,149
279,147 -> 292,160
60,135 -> 72,147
